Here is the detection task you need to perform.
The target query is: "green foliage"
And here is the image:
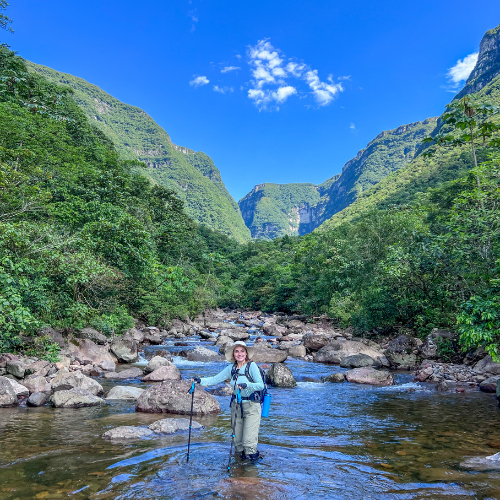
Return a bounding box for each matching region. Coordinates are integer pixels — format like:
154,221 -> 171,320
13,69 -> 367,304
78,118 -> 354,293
0,0 -> 13,34
25,335 -> 61,363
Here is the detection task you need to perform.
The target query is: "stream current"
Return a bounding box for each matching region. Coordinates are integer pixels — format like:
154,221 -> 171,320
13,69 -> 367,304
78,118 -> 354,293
1,333 -> 500,500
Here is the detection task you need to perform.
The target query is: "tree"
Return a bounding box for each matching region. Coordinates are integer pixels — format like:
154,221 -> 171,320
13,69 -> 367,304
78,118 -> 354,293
0,1 -> 13,34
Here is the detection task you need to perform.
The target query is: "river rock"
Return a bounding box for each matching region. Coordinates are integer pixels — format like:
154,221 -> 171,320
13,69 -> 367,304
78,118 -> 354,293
474,355 -> 500,375
187,346 -> 223,362
251,345 -> 288,363
0,353 -> 18,368
68,338 -> 117,366
110,338 -> 138,363
27,392 -> 48,407
287,345 -> 307,358
142,330 -> 163,344
148,417 -> 203,434
102,426 -> 154,440
219,329 -> 250,341
479,375 -> 500,393
460,452 -> 500,471
22,375 -> 52,394
323,373 -> 345,383
266,363 -> 296,387
414,366 -> 434,382
198,330 -> 215,340
50,388 -> 103,408
6,360 -> 26,379
314,340 -> 386,365
38,326 -> 66,348
340,354 -> 381,369
136,380 -> 220,415
436,380 -> 449,391
0,377 -> 18,407
74,328 -> 107,345
124,328 -> 145,343
5,378 -> 30,397
99,360 -> 116,372
302,332 -> 333,351
345,368 -> 395,386
26,360 -> 52,377
419,329 -> 455,359
51,371 -> 103,396
142,364 -> 182,382
103,367 -> 144,380
262,324 -> 286,336
144,356 -> 173,374
384,335 -> 419,369
106,386 -> 145,400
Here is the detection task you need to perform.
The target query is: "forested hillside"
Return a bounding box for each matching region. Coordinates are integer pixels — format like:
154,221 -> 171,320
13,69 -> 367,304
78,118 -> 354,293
239,118 -> 436,239
27,63 -> 251,243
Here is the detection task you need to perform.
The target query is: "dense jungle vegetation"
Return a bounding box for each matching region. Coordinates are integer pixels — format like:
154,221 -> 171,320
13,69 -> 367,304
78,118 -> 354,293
1,40 -> 500,360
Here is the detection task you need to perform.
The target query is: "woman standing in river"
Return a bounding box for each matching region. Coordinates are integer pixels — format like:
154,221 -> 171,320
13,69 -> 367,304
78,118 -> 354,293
193,341 -> 264,461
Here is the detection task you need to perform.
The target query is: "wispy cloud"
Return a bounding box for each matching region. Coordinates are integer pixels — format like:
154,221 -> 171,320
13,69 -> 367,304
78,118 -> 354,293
213,85 -> 234,94
221,66 -> 241,73
443,52 -> 478,92
349,123 -> 356,130
190,75 -> 209,87
246,39 -> 344,110
188,9 -> 198,32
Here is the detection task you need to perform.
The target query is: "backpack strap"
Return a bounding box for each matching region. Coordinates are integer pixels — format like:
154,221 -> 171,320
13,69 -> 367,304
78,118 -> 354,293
245,361 -> 255,383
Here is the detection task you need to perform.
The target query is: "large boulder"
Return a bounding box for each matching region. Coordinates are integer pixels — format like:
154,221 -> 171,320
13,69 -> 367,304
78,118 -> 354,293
106,386 -> 145,400
340,354 -> 381,369
251,345 -> 288,363
142,330 -> 163,345
6,359 -> 27,378
124,328 -> 145,343
102,426 -> 154,440
302,332 -> 334,351
266,363 -> 296,388
26,360 -> 52,377
22,375 -> 52,394
0,377 -> 18,407
345,368 -> 395,386
142,365 -> 182,382
219,329 -> 250,341
148,418 -> 203,434
420,329 -> 455,360
38,326 -> 66,348
67,338 -> 117,366
74,328 -> 107,345
171,319 -> 190,335
27,392 -> 49,407
102,367 -> 143,380
144,356 -> 173,374
384,336 -> 419,369
262,324 -> 286,336
50,388 -> 104,408
136,380 -> 220,415
314,340 -> 386,365
474,356 -> 500,376
479,375 -> 500,393
51,371 -> 104,396
110,338 -> 138,363
187,347 -> 224,362
287,345 -> 307,358
5,378 -> 30,397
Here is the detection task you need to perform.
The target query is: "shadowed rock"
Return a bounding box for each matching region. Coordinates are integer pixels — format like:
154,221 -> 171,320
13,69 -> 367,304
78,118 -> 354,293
27,392 -> 48,407
480,375 -> 500,393
340,354 -> 381,369
267,363 -> 296,388
323,373 -> 345,383
4,378 -> 29,397
302,332 -> 334,351
136,380 -> 220,415
75,328 -> 107,345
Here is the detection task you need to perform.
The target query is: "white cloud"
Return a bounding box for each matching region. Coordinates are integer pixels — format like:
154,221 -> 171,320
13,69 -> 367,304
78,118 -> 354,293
246,38 -> 344,110
338,75 -> 351,81
221,66 -> 241,73
213,85 -> 234,94
448,52 -> 478,84
350,123 -> 356,129
190,76 -> 209,88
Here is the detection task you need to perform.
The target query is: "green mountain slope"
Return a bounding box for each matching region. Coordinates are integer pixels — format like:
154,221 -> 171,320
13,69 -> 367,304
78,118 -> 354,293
27,62 -> 251,243
319,25 -> 500,232
239,118 -> 436,239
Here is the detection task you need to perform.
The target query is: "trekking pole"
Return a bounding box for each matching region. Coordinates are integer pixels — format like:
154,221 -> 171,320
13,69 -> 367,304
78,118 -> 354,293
186,380 -> 196,463
227,388 -> 241,471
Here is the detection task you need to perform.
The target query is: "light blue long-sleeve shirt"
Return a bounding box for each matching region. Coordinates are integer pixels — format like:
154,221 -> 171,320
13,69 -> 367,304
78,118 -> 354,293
199,362 -> 264,400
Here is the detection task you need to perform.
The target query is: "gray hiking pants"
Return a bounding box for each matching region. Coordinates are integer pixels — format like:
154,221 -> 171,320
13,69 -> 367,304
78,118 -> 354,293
231,400 -> 261,455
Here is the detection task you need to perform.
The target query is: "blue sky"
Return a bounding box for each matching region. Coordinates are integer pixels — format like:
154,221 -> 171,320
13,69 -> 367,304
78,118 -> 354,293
4,1 -> 500,201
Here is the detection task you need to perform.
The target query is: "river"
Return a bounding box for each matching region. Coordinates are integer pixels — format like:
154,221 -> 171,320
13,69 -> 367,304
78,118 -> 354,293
1,335 -> 500,500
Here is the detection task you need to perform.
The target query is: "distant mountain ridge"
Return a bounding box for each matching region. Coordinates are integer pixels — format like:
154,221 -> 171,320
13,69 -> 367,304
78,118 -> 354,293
27,62 -> 251,243
239,118 -> 436,239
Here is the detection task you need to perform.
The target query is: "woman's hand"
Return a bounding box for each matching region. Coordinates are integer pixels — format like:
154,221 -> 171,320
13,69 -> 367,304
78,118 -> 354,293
190,377 -> 201,384
237,383 -> 247,390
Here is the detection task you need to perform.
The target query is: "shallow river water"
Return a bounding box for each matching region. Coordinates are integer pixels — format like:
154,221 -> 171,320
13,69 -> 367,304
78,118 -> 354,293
1,336 -> 500,500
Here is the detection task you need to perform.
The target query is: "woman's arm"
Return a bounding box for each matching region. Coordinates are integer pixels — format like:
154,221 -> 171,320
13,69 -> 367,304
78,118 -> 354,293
199,364 -> 232,387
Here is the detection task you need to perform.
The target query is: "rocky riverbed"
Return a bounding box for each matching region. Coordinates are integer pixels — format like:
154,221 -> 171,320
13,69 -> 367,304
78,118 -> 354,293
1,310 -> 500,499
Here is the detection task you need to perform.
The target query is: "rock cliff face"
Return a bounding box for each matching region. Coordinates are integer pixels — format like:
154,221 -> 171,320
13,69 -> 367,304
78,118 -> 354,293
239,118 -> 436,239
457,24 -> 500,98
27,63 -> 251,243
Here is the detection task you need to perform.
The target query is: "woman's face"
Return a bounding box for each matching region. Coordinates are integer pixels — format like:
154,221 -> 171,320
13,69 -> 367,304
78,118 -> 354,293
233,346 -> 247,363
